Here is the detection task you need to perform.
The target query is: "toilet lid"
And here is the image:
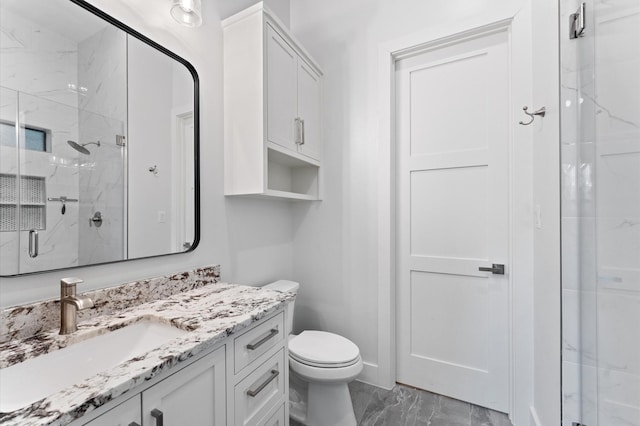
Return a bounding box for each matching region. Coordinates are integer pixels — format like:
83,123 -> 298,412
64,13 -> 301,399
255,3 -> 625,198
288,331 -> 360,367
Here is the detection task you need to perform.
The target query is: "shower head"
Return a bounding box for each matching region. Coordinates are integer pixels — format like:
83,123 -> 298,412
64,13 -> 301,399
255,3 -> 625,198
67,140 -> 100,155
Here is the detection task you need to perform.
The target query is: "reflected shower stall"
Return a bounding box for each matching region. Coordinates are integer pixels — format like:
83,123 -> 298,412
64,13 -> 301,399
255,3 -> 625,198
0,11 -> 127,275
560,1 -> 640,425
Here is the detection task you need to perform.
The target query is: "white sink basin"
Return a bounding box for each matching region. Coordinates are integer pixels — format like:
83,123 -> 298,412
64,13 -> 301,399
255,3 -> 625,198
0,320 -> 187,412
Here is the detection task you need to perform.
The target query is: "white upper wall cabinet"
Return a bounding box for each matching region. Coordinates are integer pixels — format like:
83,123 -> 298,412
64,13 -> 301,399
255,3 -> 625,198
296,59 -> 321,161
223,2 -> 323,200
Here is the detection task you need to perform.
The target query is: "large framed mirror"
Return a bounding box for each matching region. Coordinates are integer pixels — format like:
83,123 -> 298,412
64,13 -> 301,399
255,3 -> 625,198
0,0 -> 199,276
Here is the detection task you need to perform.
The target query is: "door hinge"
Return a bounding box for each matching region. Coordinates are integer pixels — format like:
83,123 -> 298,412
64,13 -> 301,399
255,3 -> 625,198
570,3 -> 586,39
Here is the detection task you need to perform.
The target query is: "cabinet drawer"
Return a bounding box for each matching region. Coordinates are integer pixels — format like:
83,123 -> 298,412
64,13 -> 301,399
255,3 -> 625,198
234,312 -> 284,374
234,349 -> 285,426
262,402 -> 285,426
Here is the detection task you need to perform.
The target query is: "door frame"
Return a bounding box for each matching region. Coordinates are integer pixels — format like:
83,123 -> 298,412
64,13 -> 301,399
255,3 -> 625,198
171,105 -> 195,253
375,4 -> 534,425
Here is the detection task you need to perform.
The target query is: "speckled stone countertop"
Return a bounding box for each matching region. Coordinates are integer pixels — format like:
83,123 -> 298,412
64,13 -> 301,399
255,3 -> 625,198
0,268 -> 294,426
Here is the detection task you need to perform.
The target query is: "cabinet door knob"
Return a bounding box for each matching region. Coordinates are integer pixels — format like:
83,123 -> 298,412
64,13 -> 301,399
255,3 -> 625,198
151,408 -> 164,426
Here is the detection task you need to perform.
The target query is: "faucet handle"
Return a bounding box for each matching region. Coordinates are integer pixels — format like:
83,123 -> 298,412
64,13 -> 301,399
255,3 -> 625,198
60,277 -> 84,286
61,277 -> 84,287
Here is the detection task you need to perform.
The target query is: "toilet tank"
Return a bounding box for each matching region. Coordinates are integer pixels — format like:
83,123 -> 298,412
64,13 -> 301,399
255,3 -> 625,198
263,280 -> 299,335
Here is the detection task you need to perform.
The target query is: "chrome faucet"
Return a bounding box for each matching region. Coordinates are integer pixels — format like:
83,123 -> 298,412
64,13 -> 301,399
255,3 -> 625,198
59,277 -> 94,335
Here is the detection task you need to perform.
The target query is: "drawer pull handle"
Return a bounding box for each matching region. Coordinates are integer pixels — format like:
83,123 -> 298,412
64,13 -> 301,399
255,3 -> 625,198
151,408 -> 164,426
246,328 -> 279,350
129,423 -> 141,426
247,369 -> 280,397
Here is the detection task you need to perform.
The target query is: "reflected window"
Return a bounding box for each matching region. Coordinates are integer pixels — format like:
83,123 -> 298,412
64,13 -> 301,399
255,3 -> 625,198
0,121 -> 50,152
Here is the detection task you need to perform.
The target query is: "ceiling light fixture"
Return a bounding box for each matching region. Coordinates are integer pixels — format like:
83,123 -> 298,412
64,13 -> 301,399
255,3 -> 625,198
170,0 -> 202,27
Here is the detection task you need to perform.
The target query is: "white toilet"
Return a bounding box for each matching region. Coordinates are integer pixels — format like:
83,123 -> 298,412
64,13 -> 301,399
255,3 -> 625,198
264,280 -> 363,426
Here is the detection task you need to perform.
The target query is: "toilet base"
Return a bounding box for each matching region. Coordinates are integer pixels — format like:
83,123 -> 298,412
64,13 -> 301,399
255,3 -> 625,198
306,381 -> 356,426
290,369 -> 357,426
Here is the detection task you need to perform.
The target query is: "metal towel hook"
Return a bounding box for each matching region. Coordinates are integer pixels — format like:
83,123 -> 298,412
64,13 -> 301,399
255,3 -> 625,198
519,106 -> 546,126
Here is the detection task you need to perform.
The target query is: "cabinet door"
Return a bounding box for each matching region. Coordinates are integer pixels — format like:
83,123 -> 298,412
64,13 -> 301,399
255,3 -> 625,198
82,396 -> 141,426
296,59 -> 321,161
142,346 -> 226,426
266,25 -> 298,152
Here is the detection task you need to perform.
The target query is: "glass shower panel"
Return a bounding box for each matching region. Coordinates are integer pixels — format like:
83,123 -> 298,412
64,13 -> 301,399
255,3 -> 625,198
16,92 -> 82,273
561,0 -> 640,425
0,87 -> 19,276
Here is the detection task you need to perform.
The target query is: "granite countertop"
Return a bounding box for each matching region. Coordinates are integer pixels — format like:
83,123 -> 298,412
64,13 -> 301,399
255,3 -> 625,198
0,281 -> 294,426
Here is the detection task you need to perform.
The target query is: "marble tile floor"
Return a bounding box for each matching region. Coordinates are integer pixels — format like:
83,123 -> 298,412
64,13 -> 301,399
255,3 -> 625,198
291,381 -> 513,426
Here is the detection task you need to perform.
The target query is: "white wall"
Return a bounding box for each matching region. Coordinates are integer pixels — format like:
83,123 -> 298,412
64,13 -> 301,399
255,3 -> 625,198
289,0 -> 527,388
0,0 -> 295,307
127,36 -> 175,258
531,0 -> 562,424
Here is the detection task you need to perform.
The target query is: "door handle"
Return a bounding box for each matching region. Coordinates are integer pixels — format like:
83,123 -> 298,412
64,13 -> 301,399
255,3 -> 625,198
300,118 -> 305,145
28,229 -> 38,258
478,264 -> 505,275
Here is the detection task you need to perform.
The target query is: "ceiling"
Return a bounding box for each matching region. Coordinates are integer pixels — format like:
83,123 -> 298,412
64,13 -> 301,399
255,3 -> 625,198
2,0 -> 109,44
214,0 -> 263,20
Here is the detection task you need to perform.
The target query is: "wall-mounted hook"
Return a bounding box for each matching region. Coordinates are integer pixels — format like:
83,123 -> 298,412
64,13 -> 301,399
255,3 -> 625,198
148,165 -> 158,175
519,106 -> 546,126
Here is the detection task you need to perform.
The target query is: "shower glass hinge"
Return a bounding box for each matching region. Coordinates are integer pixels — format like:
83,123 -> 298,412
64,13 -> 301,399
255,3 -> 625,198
116,135 -> 126,146
570,3 -> 586,39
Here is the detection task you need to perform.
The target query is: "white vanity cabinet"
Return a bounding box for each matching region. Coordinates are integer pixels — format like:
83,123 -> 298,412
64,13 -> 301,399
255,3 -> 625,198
77,309 -> 288,426
82,396 -> 140,426
141,345 -> 227,425
82,346 -> 226,426
223,2 -> 323,200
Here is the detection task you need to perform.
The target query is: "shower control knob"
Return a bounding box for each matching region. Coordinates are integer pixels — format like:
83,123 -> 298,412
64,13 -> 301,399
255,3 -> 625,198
89,211 -> 103,228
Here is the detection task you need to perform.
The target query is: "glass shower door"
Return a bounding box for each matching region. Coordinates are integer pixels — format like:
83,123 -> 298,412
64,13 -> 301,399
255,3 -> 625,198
561,1 -> 640,425
0,87 -> 19,276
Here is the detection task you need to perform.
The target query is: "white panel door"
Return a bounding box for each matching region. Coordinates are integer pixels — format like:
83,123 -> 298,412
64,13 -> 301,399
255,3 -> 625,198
396,30 -> 511,412
266,25 -> 298,152
296,59 -> 321,161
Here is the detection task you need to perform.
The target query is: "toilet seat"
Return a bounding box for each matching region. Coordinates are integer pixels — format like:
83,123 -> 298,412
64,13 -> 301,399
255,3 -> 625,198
289,331 -> 360,368
289,354 -> 363,384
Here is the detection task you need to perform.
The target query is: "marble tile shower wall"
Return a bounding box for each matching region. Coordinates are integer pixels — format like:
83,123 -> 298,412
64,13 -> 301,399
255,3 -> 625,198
561,1 -> 640,425
0,8 -> 81,274
77,26 -> 127,265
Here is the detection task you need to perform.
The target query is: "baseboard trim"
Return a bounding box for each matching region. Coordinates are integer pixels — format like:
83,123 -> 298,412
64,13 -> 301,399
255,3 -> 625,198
529,406 -> 542,426
356,361 -> 393,390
